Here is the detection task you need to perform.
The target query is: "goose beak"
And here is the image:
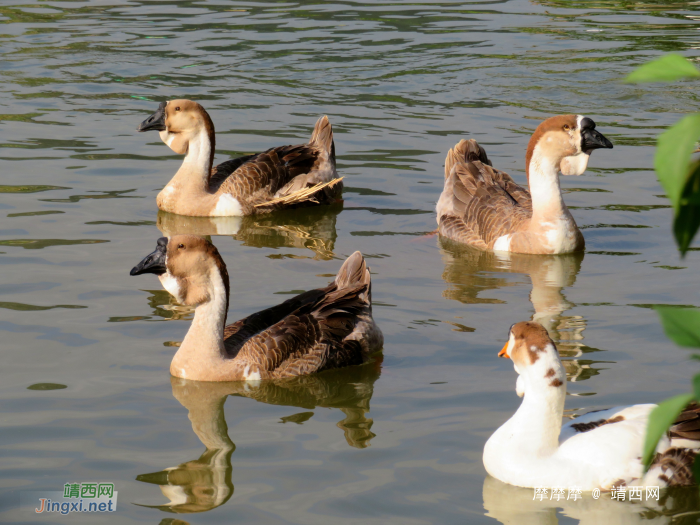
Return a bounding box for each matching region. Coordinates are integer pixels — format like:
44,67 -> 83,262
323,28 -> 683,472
498,342 -> 510,359
130,237 -> 168,276
137,102 -> 167,132
581,128 -> 613,151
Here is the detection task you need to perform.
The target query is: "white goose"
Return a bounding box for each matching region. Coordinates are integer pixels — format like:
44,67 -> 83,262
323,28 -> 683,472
483,321 -> 700,490
437,115 -> 613,254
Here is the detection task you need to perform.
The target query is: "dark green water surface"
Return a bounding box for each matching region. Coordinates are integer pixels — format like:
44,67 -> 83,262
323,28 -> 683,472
1,1 -> 700,524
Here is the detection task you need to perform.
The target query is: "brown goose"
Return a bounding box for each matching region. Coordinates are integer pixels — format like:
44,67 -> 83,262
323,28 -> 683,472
130,235 -> 383,381
137,99 -> 343,216
437,115 -> 613,254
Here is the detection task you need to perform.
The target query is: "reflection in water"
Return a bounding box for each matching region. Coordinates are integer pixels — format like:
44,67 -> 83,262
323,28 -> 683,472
157,203 -> 341,260
439,238 -> 601,382
158,519 -> 191,525
136,360 -> 380,514
482,476 -> 700,525
136,380 -> 235,514
142,289 -> 195,322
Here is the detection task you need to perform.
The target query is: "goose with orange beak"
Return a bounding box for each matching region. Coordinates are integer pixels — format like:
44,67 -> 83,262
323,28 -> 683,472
437,115 -> 613,254
484,321 -> 700,490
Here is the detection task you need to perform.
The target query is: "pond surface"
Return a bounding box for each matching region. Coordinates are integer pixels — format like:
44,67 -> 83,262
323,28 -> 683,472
1,1 -> 700,524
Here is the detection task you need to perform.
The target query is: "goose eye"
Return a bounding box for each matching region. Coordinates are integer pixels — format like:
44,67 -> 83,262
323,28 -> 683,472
178,243 -> 185,249
563,124 -> 570,131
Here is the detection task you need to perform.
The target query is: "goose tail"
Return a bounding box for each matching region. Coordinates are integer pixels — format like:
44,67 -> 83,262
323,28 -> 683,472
646,402 -> 700,487
254,177 -> 343,209
310,115 -> 335,159
334,251 -> 372,305
444,139 -> 492,179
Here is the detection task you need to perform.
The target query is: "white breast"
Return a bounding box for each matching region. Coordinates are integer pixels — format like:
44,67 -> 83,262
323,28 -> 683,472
493,234 -> 512,252
212,194 -> 244,216
543,220 -> 578,253
243,364 -> 262,383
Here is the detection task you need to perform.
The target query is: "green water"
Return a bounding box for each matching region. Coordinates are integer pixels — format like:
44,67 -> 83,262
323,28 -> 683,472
1,1 -> 700,523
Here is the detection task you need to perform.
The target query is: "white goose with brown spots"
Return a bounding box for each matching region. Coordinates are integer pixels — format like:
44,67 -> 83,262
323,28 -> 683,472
137,100 -> 342,217
437,115 -> 613,254
483,322 -> 700,490
130,235 -> 383,382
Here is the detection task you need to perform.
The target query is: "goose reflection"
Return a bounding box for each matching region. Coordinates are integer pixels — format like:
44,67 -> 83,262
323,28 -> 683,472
482,475 -> 700,525
136,360 -> 380,514
439,238 -> 601,382
157,202 -> 341,261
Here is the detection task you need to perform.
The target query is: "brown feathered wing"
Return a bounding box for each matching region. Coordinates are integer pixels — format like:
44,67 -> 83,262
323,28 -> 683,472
223,252 -> 376,378
209,116 -> 339,211
438,139 -> 532,249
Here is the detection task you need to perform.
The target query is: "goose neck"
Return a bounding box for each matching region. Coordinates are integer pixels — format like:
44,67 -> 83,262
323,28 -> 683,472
527,148 -> 569,222
511,375 -> 566,455
171,269 -> 228,379
182,128 -> 214,176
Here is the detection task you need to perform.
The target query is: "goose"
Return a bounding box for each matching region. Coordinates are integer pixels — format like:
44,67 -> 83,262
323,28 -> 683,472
130,235 -> 383,381
137,99 -> 343,216
483,321 -> 700,491
436,115 -> 613,254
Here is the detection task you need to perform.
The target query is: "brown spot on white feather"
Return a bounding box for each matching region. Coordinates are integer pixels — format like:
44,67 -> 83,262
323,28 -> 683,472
609,479 -> 627,489
549,378 -> 563,387
570,415 -> 625,433
545,368 -> 556,378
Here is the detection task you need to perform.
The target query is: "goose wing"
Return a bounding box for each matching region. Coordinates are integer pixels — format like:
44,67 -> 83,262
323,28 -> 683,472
222,287 -> 328,356
559,403 -> 700,488
211,144 -> 322,201
437,139 -> 532,249
224,252 -> 379,378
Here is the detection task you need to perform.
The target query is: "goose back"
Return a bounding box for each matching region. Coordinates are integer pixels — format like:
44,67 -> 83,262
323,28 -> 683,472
223,252 -> 380,378
209,116 -> 341,214
437,139 -> 533,249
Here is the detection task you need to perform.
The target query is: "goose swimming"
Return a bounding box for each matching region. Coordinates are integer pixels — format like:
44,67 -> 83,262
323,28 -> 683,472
437,115 -> 613,254
130,235 -> 383,381
483,321 -> 700,490
137,100 -> 342,216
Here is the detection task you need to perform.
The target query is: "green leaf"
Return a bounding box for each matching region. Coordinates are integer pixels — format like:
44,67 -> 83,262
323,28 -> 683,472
693,374 -> 700,401
655,306 -> 700,347
654,114 -> 700,211
643,393 -> 694,469
626,54 -> 700,83
673,161 -> 700,255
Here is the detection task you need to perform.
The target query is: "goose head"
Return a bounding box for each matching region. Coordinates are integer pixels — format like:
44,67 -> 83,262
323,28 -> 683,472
525,115 -> 613,181
137,99 -> 216,157
130,235 -> 230,311
498,321 -> 566,397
